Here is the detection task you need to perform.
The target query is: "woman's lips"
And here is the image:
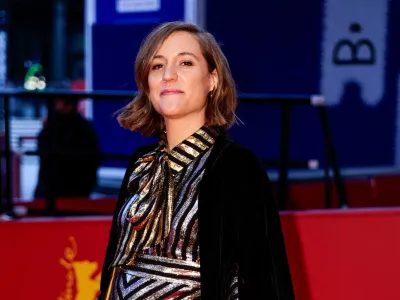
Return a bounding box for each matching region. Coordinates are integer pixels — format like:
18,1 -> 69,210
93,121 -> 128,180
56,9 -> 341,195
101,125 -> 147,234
161,89 -> 184,95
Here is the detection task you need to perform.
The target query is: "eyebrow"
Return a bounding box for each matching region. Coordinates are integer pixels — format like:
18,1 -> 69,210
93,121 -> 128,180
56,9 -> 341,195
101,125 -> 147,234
153,52 -> 199,60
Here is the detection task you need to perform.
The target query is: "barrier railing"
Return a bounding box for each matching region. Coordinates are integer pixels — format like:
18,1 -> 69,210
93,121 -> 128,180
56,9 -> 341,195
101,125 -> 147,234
0,88 -> 347,215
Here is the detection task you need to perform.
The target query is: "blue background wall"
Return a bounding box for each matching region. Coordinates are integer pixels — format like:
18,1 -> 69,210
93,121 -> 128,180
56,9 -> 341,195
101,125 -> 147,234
90,0 -> 399,168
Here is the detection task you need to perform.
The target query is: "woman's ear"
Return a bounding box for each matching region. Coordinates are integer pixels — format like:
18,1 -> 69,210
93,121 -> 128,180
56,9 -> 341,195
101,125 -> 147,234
210,69 -> 219,92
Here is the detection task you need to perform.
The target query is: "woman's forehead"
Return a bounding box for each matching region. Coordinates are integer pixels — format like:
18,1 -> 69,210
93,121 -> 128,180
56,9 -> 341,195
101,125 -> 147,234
155,31 -> 202,56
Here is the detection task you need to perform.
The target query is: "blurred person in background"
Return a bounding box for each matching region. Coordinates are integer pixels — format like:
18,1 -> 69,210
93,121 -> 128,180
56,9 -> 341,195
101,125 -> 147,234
34,96 -> 101,206
98,21 -> 294,299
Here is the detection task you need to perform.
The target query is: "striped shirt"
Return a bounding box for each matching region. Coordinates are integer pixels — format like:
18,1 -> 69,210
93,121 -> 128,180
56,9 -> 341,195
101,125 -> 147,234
109,126 -> 239,299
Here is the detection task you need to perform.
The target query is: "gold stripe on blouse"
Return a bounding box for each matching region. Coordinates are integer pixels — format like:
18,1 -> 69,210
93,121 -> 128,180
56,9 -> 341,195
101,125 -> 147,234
110,125 -> 219,268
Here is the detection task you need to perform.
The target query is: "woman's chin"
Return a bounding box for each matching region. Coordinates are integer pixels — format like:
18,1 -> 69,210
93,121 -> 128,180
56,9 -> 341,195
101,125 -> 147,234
157,108 -> 183,119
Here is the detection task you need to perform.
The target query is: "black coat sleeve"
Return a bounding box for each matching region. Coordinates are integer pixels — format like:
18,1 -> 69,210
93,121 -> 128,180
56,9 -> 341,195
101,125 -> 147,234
233,148 -> 295,299
98,144 -> 157,299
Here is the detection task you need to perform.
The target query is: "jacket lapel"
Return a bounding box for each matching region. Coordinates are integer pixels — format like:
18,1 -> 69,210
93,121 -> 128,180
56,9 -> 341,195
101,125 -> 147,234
198,132 -> 233,299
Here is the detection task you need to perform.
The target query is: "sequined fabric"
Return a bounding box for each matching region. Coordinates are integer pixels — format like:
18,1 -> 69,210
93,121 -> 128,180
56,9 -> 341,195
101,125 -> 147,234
111,126 -> 218,267
110,254 -> 200,300
108,126 -> 226,299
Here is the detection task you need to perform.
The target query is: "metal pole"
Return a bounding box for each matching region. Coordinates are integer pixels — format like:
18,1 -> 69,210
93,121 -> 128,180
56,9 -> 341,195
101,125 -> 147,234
278,103 -> 291,210
323,144 -> 331,208
45,95 -> 56,214
4,94 -> 12,211
318,106 -> 348,208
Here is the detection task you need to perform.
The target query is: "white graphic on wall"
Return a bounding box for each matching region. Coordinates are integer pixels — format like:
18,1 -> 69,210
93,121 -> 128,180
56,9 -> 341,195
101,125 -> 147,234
320,0 -> 389,106
0,30 -> 6,88
116,0 -> 160,13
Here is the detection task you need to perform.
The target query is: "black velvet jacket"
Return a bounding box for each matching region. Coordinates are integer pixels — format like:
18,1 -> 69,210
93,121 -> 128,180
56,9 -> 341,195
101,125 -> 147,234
99,132 -> 295,299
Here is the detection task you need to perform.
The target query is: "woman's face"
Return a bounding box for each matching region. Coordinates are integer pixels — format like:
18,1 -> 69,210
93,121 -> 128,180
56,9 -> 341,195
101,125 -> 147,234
148,31 -> 217,121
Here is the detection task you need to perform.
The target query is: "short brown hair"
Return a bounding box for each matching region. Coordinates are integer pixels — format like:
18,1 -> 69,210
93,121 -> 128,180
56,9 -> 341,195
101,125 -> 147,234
116,21 -> 238,136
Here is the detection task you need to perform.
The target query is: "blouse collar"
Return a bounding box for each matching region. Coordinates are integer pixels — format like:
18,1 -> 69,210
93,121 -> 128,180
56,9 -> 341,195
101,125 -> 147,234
159,125 -> 220,175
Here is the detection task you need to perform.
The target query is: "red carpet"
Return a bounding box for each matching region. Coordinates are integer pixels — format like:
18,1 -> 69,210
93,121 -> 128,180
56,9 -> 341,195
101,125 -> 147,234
1,208 -> 400,299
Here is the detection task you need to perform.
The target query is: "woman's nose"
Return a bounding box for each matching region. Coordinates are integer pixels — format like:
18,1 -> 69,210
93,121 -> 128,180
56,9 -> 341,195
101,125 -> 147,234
162,64 -> 178,82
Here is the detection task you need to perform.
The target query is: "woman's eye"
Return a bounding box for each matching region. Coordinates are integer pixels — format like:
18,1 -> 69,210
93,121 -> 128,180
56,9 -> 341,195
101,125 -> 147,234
151,64 -> 163,70
181,61 -> 193,66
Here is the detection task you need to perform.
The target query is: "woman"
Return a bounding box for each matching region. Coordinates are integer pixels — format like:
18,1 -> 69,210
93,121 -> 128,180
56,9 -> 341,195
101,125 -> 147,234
99,21 -> 295,299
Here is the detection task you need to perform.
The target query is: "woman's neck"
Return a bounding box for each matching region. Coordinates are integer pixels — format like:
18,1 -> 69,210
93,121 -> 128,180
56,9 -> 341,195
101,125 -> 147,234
164,114 -> 206,151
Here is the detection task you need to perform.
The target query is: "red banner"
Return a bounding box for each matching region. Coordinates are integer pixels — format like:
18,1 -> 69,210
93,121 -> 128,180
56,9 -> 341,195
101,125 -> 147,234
1,209 -> 400,299
0,217 -> 110,300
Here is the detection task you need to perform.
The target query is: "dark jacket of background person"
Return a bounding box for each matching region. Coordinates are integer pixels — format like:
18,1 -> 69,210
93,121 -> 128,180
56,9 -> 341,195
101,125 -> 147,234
34,106 -> 101,199
99,132 -> 295,299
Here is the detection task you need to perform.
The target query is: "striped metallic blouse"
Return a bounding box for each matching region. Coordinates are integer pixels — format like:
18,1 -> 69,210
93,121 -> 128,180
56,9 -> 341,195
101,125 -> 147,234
109,125 -> 238,299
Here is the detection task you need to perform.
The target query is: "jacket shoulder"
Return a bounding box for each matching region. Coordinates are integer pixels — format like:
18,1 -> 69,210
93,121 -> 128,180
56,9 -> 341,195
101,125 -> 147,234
225,142 -> 261,161
129,143 -> 158,163
213,140 -> 265,175
121,143 -> 158,188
